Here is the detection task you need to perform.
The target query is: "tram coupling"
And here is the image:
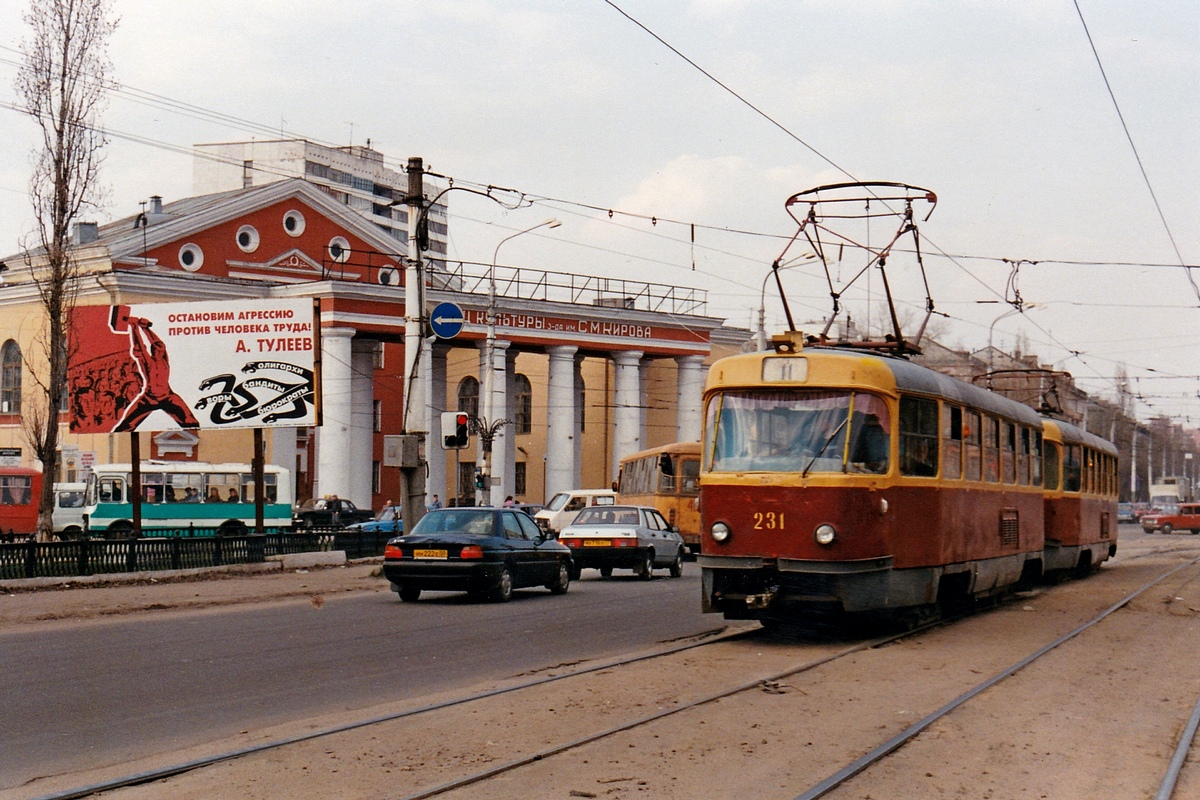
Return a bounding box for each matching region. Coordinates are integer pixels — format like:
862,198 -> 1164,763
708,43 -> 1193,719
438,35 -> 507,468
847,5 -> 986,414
745,587 -> 779,610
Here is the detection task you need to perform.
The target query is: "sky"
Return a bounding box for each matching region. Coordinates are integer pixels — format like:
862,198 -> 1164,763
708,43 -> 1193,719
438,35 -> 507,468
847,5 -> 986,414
0,1 -> 1198,424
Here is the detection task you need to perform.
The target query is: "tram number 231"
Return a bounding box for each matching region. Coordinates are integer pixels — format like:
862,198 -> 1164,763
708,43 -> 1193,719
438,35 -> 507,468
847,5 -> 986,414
753,511 -> 785,530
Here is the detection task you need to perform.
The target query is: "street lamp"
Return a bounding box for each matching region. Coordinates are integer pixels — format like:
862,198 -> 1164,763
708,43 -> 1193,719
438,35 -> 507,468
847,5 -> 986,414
479,218 -> 561,504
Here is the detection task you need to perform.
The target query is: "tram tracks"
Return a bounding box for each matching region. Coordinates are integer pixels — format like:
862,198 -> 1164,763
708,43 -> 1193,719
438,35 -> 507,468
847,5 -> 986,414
28,544 -> 1200,800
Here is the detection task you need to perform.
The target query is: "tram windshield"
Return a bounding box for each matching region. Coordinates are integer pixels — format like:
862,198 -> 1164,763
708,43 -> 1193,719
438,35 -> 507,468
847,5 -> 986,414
705,390 -> 890,474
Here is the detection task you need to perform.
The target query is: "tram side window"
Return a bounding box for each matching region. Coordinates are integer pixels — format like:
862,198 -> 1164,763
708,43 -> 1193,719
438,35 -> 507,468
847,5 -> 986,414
899,396 -> 938,477
1017,427 -> 1030,485
1043,442 -> 1061,491
983,416 -> 1000,483
1063,444 -> 1082,492
964,410 -> 982,481
1031,431 -> 1043,486
942,405 -> 963,480
1001,422 -> 1017,484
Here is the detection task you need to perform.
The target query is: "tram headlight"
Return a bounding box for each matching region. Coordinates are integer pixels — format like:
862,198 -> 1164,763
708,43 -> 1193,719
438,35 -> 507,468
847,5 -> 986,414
814,524 -> 837,546
710,521 -> 731,543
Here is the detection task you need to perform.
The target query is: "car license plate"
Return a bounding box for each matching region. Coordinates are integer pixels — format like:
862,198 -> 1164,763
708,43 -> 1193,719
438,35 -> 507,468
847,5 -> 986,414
413,549 -> 448,559
583,540 -> 612,547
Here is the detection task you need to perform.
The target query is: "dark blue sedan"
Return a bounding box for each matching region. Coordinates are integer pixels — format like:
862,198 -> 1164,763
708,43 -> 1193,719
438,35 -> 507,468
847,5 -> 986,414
382,507 -> 573,602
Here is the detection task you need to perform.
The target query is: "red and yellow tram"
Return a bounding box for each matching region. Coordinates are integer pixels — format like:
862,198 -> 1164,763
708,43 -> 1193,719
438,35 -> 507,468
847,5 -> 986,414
698,336 -> 1111,623
1040,418 -> 1118,575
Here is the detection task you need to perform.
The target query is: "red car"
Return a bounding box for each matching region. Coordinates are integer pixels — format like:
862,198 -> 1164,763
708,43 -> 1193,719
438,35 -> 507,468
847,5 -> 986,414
1141,504 -> 1200,535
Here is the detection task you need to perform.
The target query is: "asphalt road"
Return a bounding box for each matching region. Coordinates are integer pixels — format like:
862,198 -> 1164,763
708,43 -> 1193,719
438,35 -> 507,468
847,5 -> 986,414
0,566 -> 719,791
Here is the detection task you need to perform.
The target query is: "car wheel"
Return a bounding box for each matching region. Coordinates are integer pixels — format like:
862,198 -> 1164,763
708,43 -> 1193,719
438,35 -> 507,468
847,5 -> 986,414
669,549 -> 683,578
599,566 -> 613,579
638,550 -> 654,580
548,562 -> 571,595
108,521 -> 135,539
490,565 -> 514,602
398,586 -> 421,602
60,525 -> 83,541
1162,523 -> 1174,535
218,520 -> 248,536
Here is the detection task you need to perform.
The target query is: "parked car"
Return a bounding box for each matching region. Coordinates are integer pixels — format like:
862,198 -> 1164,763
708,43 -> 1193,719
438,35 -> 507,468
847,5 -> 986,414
343,504 -> 403,535
533,489 -> 617,536
292,496 -> 374,528
382,507 -> 572,602
557,504 -> 685,580
1117,503 -> 1138,524
1140,503 -> 1200,535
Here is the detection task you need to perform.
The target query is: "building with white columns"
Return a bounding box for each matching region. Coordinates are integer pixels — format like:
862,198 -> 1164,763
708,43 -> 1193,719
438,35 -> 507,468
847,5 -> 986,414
0,176 -> 740,512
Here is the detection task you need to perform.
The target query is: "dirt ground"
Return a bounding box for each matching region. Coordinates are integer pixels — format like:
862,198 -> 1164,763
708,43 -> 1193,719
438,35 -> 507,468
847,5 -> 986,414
7,533 -> 1200,800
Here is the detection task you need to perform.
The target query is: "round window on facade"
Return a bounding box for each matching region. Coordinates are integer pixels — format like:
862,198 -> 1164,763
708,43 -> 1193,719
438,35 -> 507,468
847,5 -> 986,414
236,225 -> 260,253
178,243 -> 204,272
283,209 -> 306,237
328,236 -> 351,263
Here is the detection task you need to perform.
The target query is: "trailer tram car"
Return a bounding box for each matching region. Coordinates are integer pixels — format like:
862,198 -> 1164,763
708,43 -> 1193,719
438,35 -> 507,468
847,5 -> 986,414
1040,418 -> 1118,576
699,337 -> 1060,624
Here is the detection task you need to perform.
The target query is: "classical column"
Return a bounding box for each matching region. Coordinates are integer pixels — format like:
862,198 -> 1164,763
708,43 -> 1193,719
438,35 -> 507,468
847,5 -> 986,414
316,327 -> 355,501
545,345 -> 579,499
611,350 -> 644,479
478,339 -> 513,505
349,340 -> 376,508
675,355 -> 707,442
490,342 -> 514,506
425,343 -> 449,507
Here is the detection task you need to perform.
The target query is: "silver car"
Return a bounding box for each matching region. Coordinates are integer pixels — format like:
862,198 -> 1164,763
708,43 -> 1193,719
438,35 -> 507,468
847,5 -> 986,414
557,505 -> 685,580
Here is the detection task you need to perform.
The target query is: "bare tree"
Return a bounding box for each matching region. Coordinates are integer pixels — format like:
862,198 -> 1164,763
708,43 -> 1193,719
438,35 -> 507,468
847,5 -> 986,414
16,0 -> 116,540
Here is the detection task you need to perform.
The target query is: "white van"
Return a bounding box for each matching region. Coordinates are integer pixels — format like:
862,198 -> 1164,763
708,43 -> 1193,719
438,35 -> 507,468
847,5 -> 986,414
52,482 -> 88,539
534,489 -> 617,536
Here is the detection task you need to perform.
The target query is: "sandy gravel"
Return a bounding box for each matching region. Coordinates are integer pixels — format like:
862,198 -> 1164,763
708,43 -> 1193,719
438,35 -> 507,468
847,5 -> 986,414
7,532 -> 1200,800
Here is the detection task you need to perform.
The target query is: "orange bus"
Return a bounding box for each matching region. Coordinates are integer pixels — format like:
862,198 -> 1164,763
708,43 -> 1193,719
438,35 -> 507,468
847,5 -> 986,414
616,442 -> 701,553
0,467 -> 42,537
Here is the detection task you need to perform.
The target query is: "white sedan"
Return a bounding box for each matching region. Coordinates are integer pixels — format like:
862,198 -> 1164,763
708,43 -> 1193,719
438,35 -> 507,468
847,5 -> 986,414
558,505 -> 686,580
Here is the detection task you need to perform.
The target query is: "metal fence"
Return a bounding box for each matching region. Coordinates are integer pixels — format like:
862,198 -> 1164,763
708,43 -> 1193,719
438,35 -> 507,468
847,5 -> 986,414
0,527 -> 393,581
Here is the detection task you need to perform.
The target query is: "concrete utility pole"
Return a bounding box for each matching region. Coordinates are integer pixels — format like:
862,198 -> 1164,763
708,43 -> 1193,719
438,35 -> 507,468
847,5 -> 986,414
400,157 -> 428,535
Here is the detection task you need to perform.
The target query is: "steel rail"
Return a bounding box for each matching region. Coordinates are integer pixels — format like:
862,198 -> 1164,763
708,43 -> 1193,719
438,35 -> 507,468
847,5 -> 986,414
793,555 -> 1200,800
28,626 -> 739,800
1156,688 -> 1200,800
392,620 -> 945,800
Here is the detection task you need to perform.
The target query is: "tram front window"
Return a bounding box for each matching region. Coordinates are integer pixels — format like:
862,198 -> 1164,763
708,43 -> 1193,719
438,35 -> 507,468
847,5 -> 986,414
707,390 -> 890,474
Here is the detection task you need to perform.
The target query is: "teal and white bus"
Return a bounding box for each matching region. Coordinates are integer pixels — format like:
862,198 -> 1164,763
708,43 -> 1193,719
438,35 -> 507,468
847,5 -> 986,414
83,461 -> 293,536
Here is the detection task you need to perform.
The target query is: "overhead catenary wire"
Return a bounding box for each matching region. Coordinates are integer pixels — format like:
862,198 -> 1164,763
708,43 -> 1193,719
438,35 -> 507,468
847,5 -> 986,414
0,29 -> 1195,420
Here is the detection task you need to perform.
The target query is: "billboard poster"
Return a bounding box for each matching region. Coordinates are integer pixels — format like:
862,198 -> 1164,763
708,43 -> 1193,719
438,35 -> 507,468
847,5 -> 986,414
69,298 -> 320,433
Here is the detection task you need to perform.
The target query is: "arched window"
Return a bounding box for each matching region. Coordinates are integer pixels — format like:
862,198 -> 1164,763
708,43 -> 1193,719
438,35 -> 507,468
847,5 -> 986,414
1,340 -> 20,414
514,374 -> 532,434
457,376 -> 479,419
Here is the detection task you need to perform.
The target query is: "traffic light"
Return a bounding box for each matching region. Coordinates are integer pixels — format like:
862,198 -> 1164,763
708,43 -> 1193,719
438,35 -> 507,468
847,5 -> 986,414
441,411 -> 469,449
474,468 -> 487,490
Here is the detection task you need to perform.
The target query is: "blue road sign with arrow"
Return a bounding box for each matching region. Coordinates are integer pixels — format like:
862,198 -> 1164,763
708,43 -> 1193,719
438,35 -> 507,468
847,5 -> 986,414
430,301 -> 465,339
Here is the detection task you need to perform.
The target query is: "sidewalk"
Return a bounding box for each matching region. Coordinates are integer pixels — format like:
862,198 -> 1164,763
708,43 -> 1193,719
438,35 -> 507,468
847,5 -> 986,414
0,556 -> 386,628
